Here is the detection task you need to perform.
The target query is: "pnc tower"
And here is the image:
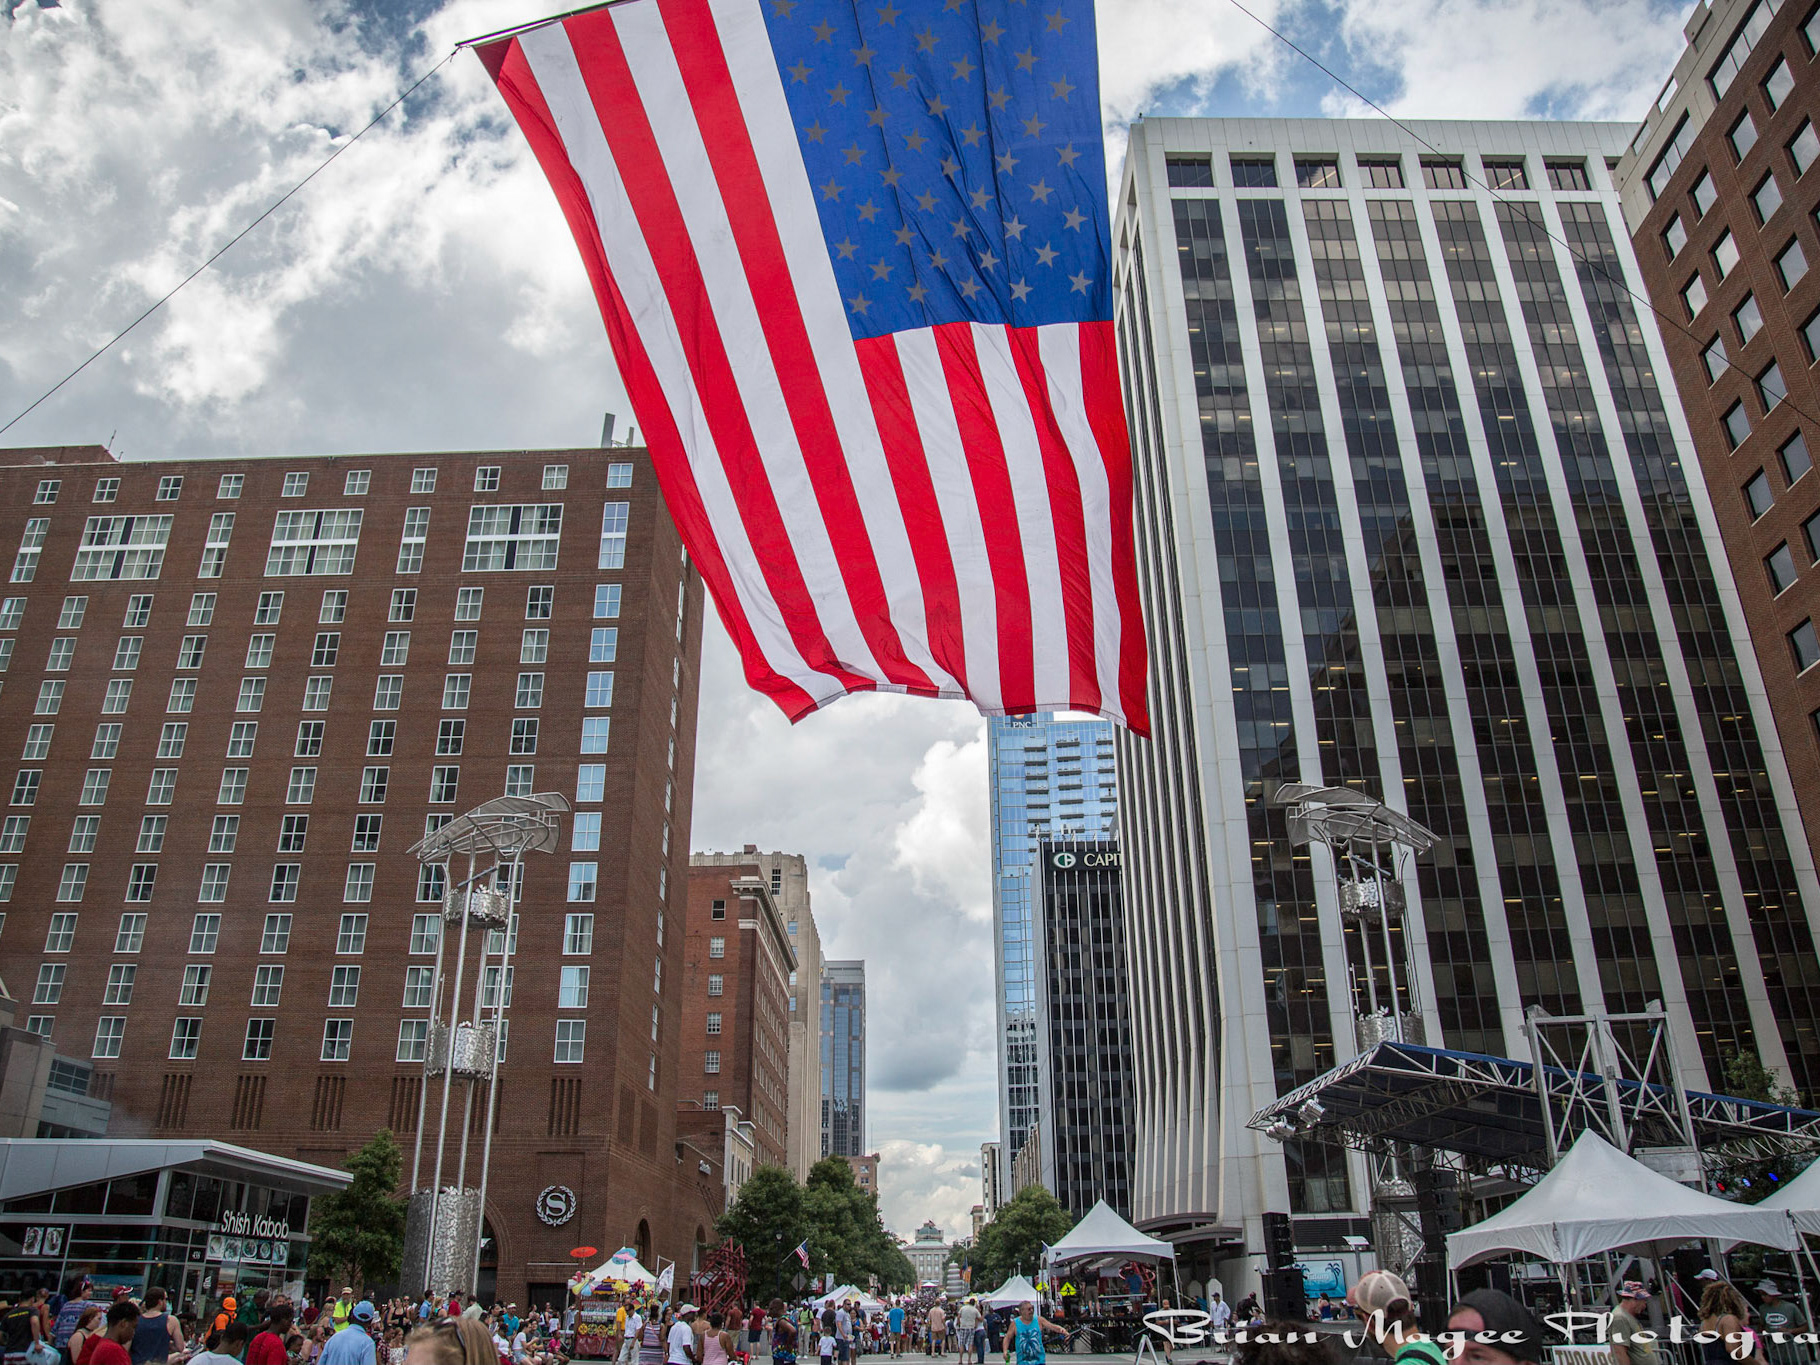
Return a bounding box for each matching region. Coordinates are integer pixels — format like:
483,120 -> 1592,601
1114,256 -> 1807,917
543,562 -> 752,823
1110,118 -> 1820,1278
985,714 -> 1119,1192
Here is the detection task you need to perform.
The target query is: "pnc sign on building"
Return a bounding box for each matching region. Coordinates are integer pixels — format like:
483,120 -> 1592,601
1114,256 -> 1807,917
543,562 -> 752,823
1050,850 -> 1121,871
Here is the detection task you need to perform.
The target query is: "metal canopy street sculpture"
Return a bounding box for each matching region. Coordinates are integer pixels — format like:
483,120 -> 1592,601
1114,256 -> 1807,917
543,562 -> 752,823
402,792 -> 571,1297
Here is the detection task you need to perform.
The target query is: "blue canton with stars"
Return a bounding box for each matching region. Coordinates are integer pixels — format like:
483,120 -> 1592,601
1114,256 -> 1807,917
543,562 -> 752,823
762,0 -> 1113,340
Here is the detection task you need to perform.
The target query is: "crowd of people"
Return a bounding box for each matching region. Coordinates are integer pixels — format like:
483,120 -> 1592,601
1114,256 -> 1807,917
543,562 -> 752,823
5,1266 -> 1810,1365
0,1280 -> 574,1365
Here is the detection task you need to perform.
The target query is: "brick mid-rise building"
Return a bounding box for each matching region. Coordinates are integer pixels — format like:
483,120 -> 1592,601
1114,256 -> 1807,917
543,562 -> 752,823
1616,0 -> 1820,867
680,859 -> 792,1169
0,443 -> 705,1305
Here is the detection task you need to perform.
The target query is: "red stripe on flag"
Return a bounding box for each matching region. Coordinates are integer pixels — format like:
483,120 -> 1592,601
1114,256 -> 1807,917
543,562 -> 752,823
1078,320 -> 1149,734
653,0 -> 939,697
1006,326 -> 1102,716
559,12 -> 875,697
483,35 -> 819,719
854,338 -> 970,695
933,323 -> 1036,712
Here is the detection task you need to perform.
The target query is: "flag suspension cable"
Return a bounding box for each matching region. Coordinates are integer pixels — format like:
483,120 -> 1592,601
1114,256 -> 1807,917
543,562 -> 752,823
1220,0 -> 1820,434
455,0 -> 642,51
0,46 -> 460,439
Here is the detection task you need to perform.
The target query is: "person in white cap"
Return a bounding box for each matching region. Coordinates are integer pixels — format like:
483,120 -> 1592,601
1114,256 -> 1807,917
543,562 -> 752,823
1755,1282 -> 1806,1365
1346,1271 -> 1446,1365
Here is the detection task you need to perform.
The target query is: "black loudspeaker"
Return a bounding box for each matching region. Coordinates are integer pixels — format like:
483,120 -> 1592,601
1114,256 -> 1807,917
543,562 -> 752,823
1264,1267 -> 1306,1322
1263,1211 -> 1295,1270
1454,1263 -> 1512,1296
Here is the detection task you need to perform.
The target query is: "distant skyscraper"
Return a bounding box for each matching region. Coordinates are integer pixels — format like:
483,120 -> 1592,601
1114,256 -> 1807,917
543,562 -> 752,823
820,960 -> 866,1157
1111,117 -> 1820,1281
1035,839 -> 1134,1217
987,716 -> 1118,1174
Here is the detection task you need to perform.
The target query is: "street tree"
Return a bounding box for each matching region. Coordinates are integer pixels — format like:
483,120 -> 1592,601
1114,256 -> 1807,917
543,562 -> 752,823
306,1129 -> 407,1293
718,1165 -> 813,1298
969,1186 -> 1074,1291
804,1158 -> 914,1291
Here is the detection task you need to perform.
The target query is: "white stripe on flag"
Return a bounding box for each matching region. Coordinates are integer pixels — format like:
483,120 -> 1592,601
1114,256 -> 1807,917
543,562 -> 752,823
518,24 -> 844,707
972,323 -> 1072,708
894,328 -> 1005,714
606,1 -> 892,687
701,0 -> 961,698
1039,323 -> 1124,719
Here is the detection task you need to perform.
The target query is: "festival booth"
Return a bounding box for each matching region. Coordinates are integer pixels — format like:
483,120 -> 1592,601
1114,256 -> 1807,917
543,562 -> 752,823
813,1285 -> 886,1312
1448,1130 -> 1797,1310
1448,1130 -> 1798,1266
569,1248 -> 661,1359
1760,1156 -> 1820,1235
982,1275 -> 1042,1308
1043,1200 -> 1175,1351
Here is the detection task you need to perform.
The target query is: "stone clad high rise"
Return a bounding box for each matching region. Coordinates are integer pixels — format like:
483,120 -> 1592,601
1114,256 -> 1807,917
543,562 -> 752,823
1110,118 -> 1820,1283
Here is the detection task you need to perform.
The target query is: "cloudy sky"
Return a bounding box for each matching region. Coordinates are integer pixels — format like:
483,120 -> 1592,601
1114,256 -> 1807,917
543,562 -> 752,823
2,0 -> 1688,1236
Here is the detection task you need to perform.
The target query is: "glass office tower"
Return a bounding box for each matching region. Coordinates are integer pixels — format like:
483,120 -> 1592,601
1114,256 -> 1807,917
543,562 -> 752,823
820,959 -> 866,1157
987,715 -> 1119,1174
1111,118 -> 1820,1274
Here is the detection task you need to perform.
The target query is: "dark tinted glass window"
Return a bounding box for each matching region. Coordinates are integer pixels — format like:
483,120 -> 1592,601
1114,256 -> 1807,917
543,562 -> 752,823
1423,159 -> 1468,189
1725,401 -> 1753,448
1783,431 -> 1814,483
1484,158 -> 1529,190
1166,155 -> 1214,188
1230,156 -> 1277,187
1547,160 -> 1591,190
1769,541 -> 1799,591
1359,157 -> 1404,188
1295,158 -> 1340,188
1747,468 -> 1775,517
1791,619 -> 1820,671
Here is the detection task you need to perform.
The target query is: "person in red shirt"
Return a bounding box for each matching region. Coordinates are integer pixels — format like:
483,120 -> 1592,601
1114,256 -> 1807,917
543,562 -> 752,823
79,1302 -> 139,1365
247,1305 -> 294,1365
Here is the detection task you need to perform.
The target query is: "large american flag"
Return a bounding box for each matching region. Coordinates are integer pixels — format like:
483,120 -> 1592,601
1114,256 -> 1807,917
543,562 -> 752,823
478,0 -> 1148,731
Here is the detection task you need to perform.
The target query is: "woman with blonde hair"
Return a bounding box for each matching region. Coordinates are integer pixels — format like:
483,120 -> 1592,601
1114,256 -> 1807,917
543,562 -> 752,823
404,1317 -> 497,1365
1700,1282 -> 1763,1365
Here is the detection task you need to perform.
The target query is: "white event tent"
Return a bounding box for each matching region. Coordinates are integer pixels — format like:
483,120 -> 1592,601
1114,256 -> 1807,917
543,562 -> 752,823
1046,1200 -> 1176,1266
982,1275 -> 1043,1308
1448,1130 -> 1798,1267
813,1285 -> 886,1311
1758,1156 -> 1820,1234
576,1247 -> 659,1290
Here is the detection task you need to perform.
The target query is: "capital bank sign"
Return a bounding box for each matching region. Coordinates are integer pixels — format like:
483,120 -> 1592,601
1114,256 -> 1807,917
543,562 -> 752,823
1050,850 -> 1120,870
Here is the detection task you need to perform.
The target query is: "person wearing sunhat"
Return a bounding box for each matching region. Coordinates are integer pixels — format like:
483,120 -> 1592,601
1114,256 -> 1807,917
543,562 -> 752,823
1347,1271 -> 1446,1365
1445,1290 -> 1548,1365
1604,1283 -> 1658,1365
1755,1282 -> 1807,1365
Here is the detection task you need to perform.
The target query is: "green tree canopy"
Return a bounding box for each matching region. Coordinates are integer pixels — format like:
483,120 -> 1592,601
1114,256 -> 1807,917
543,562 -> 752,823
805,1158 -> 915,1292
969,1186 -> 1074,1291
306,1129 -> 407,1293
1714,1049 -> 1806,1206
717,1165 -> 812,1299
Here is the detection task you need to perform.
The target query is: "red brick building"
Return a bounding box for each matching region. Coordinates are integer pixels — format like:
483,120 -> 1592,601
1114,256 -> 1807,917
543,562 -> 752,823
0,443 -> 709,1304
680,861 -> 792,1170
1616,0 -> 1820,867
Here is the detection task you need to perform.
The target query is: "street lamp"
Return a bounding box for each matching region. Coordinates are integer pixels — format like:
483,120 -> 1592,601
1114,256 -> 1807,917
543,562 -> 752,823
401,793 -> 569,1298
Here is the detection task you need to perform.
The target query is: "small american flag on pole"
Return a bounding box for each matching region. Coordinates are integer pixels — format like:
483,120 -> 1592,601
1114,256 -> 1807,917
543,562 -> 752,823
476,0 -> 1147,731
794,1240 -> 811,1268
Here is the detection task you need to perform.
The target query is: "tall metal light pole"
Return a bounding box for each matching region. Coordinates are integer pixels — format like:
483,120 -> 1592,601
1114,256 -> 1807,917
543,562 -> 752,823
401,793 -> 570,1299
